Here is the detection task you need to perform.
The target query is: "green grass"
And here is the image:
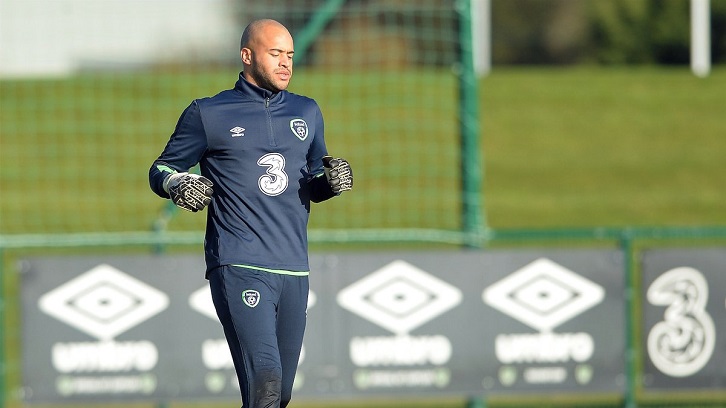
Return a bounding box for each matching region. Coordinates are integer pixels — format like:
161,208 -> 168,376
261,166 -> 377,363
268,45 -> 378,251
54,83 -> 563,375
2,67 -> 725,236
480,66 -> 726,228
0,67 -> 465,234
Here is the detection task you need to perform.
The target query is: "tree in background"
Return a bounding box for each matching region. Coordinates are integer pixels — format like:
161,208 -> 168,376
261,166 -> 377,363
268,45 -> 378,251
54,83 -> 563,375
490,0 -> 726,65
588,0 -> 690,64
491,0 -> 589,64
231,0 -> 726,66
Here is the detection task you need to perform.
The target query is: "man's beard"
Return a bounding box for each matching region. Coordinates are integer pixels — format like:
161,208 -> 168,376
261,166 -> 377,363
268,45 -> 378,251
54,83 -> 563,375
249,65 -> 287,93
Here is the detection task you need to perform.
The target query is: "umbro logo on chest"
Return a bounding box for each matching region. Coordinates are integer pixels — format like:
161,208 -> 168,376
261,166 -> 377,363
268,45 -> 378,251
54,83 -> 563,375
230,126 -> 245,137
228,119 -> 308,141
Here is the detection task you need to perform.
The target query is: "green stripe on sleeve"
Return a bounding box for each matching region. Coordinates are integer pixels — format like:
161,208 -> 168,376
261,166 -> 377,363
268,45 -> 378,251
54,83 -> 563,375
156,165 -> 177,174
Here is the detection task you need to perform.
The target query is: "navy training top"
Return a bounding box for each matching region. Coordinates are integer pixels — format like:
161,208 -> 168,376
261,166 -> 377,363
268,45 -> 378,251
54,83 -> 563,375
149,73 -> 336,276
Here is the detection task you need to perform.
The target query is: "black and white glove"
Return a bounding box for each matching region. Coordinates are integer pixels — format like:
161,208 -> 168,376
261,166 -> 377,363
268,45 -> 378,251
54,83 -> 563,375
163,172 -> 214,212
322,156 -> 353,194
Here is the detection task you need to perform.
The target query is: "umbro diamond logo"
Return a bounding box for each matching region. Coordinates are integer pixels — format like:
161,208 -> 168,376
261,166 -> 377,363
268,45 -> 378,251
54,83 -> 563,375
230,126 -> 245,137
483,258 -> 604,332
38,264 -> 169,340
337,260 -> 462,335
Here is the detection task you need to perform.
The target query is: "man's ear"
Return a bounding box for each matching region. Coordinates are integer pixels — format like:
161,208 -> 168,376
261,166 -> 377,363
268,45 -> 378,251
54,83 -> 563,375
241,48 -> 252,65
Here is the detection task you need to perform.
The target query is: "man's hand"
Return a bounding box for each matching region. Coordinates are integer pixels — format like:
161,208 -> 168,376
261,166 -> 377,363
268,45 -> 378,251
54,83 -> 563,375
163,172 -> 214,212
322,156 -> 353,194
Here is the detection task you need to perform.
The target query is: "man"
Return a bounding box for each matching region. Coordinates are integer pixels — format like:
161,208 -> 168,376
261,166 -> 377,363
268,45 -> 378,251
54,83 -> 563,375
149,19 -> 352,408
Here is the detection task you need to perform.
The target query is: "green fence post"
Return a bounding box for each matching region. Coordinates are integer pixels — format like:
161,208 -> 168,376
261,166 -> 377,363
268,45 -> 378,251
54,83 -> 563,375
0,247 -> 6,408
466,396 -> 487,408
458,0 -> 486,247
293,0 -> 346,63
620,232 -> 637,408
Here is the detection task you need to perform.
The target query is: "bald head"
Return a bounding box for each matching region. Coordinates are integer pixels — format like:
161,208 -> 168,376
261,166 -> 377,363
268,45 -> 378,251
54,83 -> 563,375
239,19 -> 295,92
240,19 -> 289,51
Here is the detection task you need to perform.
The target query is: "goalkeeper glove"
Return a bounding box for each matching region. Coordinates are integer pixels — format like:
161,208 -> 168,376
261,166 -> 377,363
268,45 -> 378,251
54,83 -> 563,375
322,156 -> 353,194
163,172 -> 214,212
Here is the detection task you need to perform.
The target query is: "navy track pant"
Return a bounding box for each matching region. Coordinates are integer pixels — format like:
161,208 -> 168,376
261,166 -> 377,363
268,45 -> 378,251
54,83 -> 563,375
208,265 -> 308,408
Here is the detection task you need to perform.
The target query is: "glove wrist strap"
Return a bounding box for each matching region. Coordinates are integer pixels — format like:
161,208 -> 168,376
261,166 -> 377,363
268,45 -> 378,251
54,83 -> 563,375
162,172 -> 182,193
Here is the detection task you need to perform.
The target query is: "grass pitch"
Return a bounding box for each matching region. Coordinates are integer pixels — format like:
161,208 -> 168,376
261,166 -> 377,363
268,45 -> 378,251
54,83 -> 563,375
2,67 -> 726,236
480,66 -> 726,228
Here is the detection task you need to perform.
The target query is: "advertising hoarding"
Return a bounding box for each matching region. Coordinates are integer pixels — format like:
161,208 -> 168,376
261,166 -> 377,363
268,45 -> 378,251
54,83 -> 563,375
21,249 -> 626,403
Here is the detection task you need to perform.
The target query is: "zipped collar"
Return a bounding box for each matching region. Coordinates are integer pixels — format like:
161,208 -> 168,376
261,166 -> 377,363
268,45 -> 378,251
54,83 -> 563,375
234,72 -> 285,104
